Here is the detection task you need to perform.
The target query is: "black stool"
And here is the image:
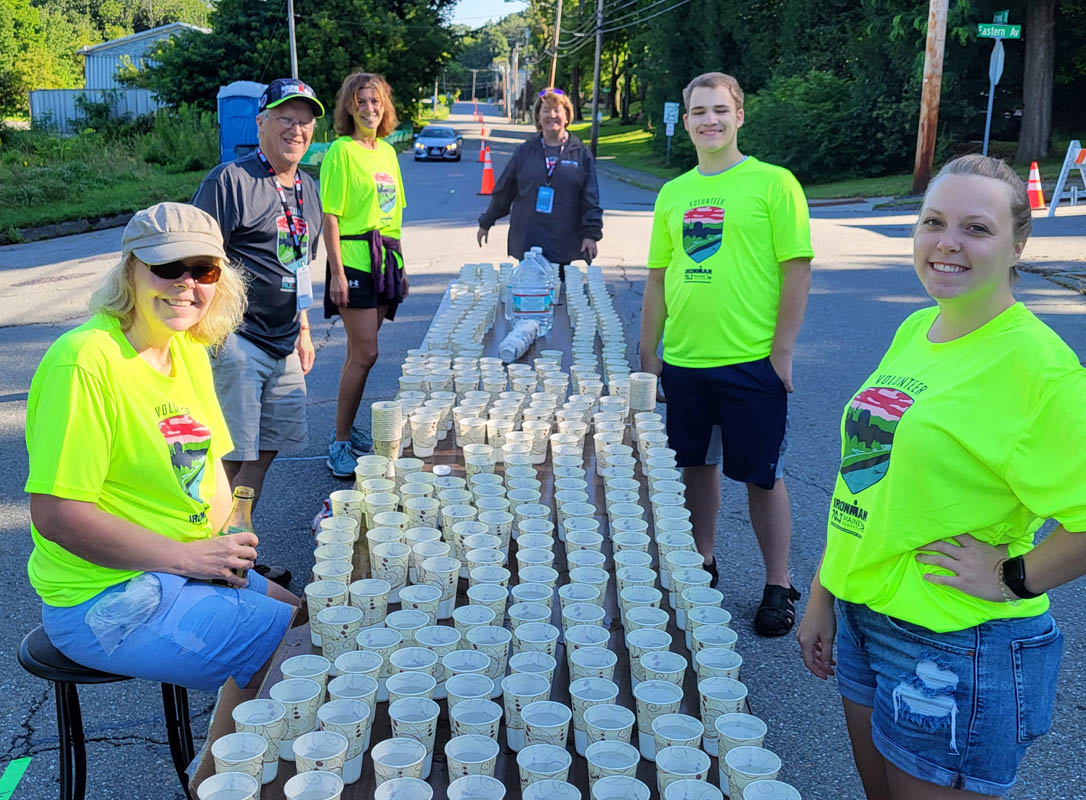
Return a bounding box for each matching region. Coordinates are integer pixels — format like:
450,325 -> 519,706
17,625 -> 196,800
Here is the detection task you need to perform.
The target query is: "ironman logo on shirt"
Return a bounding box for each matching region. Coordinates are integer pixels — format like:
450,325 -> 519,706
682,206 -> 724,265
840,387 -> 915,494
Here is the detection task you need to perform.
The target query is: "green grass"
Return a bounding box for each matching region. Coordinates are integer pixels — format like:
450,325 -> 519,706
569,118 -> 685,181
0,169 -> 204,231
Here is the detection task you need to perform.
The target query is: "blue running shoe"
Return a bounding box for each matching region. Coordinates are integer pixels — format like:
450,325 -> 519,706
349,425 -> 373,456
327,440 -> 357,478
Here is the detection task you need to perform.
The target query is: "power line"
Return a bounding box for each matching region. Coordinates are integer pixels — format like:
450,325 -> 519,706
600,0 -> 694,32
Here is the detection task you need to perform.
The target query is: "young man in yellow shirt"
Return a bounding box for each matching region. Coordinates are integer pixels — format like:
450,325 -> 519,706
640,72 -> 814,636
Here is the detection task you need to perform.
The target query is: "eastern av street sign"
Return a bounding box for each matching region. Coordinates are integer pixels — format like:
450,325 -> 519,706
978,23 -> 1021,39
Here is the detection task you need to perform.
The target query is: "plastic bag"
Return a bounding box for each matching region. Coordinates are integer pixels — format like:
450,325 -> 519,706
84,573 -> 162,656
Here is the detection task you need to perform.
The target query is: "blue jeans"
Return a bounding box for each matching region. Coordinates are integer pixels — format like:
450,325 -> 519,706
834,599 -> 1063,795
42,571 -> 293,693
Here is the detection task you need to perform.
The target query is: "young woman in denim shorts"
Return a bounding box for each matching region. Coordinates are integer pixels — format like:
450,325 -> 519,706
798,156 -> 1086,798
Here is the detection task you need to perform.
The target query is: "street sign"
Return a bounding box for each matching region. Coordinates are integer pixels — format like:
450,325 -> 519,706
989,38 -> 1005,85
665,122 -> 675,137
993,9 -> 1008,24
978,23 -> 1020,39
663,102 -> 680,124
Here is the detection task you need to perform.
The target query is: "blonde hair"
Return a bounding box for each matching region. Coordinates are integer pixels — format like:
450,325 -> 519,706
89,254 -> 248,347
682,72 -> 745,111
333,72 -> 399,138
533,89 -> 575,134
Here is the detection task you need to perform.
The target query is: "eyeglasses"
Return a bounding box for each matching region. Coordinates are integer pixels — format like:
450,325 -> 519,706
271,114 -> 316,131
146,261 -> 222,284
539,88 -> 565,97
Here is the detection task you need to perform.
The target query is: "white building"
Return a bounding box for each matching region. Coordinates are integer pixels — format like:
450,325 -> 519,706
29,22 -> 208,133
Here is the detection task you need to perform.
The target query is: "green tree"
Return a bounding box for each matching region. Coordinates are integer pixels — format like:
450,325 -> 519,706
136,0 -> 458,121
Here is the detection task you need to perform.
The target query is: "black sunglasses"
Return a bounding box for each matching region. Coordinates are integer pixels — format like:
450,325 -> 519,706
146,260 -> 222,284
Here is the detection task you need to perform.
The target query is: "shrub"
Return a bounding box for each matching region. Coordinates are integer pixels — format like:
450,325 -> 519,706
141,104 -> 219,172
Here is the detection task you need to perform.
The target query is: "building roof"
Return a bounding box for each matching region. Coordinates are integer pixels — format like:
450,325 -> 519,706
78,22 -> 209,56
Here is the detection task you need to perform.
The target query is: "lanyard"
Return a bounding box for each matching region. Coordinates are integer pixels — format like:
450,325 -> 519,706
256,149 -> 305,260
541,136 -> 567,184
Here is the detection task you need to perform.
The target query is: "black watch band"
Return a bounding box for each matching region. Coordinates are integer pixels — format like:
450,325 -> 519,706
1001,555 -> 1042,600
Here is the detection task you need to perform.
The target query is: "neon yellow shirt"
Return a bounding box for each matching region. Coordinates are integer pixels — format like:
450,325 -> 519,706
820,303 -> 1086,631
646,157 -> 813,368
319,136 -> 407,273
25,314 -> 232,607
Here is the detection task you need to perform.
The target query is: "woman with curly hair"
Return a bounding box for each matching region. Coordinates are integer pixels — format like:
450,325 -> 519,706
321,71 -> 409,476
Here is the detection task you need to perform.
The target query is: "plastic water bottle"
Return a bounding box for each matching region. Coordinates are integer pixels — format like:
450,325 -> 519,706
527,246 -> 559,309
509,251 -> 553,336
498,318 -> 540,363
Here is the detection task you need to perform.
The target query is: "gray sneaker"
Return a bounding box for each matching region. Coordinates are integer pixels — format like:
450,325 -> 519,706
327,440 -> 356,478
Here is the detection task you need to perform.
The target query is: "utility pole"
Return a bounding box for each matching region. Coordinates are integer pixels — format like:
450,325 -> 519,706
469,68 -> 479,101
912,0 -> 948,194
549,0 -> 564,86
287,0 -> 299,79
589,0 -> 604,155
511,43 -> 520,123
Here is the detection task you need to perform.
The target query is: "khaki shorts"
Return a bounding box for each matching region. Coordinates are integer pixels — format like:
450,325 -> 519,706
211,332 -> 307,460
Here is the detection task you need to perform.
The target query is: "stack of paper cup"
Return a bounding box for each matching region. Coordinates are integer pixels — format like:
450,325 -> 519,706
372,400 -> 404,459
629,372 -> 658,412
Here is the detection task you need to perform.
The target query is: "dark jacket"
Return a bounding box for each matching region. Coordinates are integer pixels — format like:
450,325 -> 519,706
478,133 -> 603,264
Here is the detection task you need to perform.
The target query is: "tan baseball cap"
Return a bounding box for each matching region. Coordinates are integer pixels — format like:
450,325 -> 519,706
121,202 -> 227,265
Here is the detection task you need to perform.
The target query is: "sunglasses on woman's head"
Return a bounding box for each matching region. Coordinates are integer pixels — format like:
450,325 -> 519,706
146,261 -> 222,284
539,88 -> 565,97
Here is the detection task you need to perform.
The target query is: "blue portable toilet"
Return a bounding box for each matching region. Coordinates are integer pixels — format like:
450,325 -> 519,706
217,81 -> 266,163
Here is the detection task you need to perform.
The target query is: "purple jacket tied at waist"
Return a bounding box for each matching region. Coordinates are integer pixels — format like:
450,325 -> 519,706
341,230 -> 406,305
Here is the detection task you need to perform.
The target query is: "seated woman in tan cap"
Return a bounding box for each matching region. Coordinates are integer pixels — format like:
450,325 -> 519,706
25,202 -> 299,691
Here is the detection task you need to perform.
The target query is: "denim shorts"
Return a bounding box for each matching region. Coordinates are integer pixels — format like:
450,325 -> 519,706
42,571 -> 294,693
835,599 -> 1063,795
660,358 -> 787,489
211,332 -> 308,461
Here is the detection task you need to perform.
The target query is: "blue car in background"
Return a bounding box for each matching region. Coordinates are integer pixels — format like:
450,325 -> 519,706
413,126 -> 464,162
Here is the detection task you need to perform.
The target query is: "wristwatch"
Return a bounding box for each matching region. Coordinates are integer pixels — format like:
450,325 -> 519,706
1001,555 -> 1042,600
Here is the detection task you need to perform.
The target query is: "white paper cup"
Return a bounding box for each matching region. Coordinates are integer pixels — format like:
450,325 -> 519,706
523,779 -> 581,800
389,645 -> 439,678
714,712 -> 768,758
414,625 -> 461,699
314,543 -> 353,564
385,609 -> 429,648
467,582 -> 509,621
316,606 -> 365,668
652,713 -> 704,753
561,601 -> 606,634
317,699 -> 370,784
632,679 -> 684,760
293,729 -> 349,777
398,583 -> 443,626
625,606 -> 670,634
564,624 -> 611,672
445,672 -> 495,716
500,671 -> 551,752
585,739 -> 640,786
686,605 -> 733,649
420,555 -> 461,619
371,737 -> 428,785
508,650 -> 557,684
231,699 -> 287,784
453,603 -> 498,640
445,733 -> 500,778
198,771 -> 259,800
317,519 -> 359,547
450,697 -> 504,740
388,697 -> 441,778
268,678 -> 323,760
558,582 -> 601,613
724,746 -> 782,798
741,780 -> 801,799
467,624 -> 513,695
626,628 -> 672,686
655,745 -> 712,795
663,779 -> 723,800
569,677 -> 620,755
517,742 -> 572,789
521,700 -> 572,747
281,654 -> 332,692
373,777 -> 433,800
330,488 -> 365,523
512,622 -> 561,658
305,580 -> 350,647
591,775 -> 650,800
326,673 -> 379,737
211,731 -> 266,783
695,648 -> 743,684
583,702 -> 635,746
570,646 -> 619,682
699,677 -> 750,755
409,410 -> 441,457
448,774 -> 506,800
692,624 -> 739,655
404,496 -> 441,531
356,627 -> 403,702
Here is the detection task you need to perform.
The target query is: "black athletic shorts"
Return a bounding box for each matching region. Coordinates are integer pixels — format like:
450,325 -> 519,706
660,356 -> 787,490
323,263 -> 400,320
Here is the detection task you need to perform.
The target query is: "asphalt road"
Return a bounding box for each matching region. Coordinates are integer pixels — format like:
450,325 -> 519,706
1,101 -> 1084,799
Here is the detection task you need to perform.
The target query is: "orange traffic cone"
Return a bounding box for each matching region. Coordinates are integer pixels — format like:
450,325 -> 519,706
478,147 -> 495,195
1027,161 -> 1046,210
478,136 -> 486,163
480,123 -> 487,138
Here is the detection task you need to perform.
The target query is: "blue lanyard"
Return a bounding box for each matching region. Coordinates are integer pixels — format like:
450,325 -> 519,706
256,150 -> 305,260
541,136 -> 567,184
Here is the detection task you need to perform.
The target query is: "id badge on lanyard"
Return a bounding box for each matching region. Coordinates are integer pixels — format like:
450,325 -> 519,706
257,150 -> 312,312
291,258 -> 314,310
537,138 -> 565,215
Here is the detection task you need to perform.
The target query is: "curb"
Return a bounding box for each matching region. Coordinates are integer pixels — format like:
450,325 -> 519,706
3,212 -> 134,246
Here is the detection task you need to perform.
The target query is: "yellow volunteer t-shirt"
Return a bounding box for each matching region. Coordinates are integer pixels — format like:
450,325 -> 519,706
319,136 -> 407,273
820,303 -> 1086,631
646,157 -> 814,368
25,314 -> 232,607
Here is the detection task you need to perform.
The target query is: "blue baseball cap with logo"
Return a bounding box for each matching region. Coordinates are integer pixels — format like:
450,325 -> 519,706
259,78 -> 325,118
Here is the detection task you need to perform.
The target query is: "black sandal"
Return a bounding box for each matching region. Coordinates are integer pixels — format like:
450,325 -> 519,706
753,584 -> 801,637
703,558 -> 720,589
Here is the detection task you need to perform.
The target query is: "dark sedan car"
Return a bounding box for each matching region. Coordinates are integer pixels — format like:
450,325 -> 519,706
413,126 -> 464,162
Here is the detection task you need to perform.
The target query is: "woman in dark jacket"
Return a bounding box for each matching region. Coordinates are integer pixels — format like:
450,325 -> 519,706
477,88 -> 603,265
